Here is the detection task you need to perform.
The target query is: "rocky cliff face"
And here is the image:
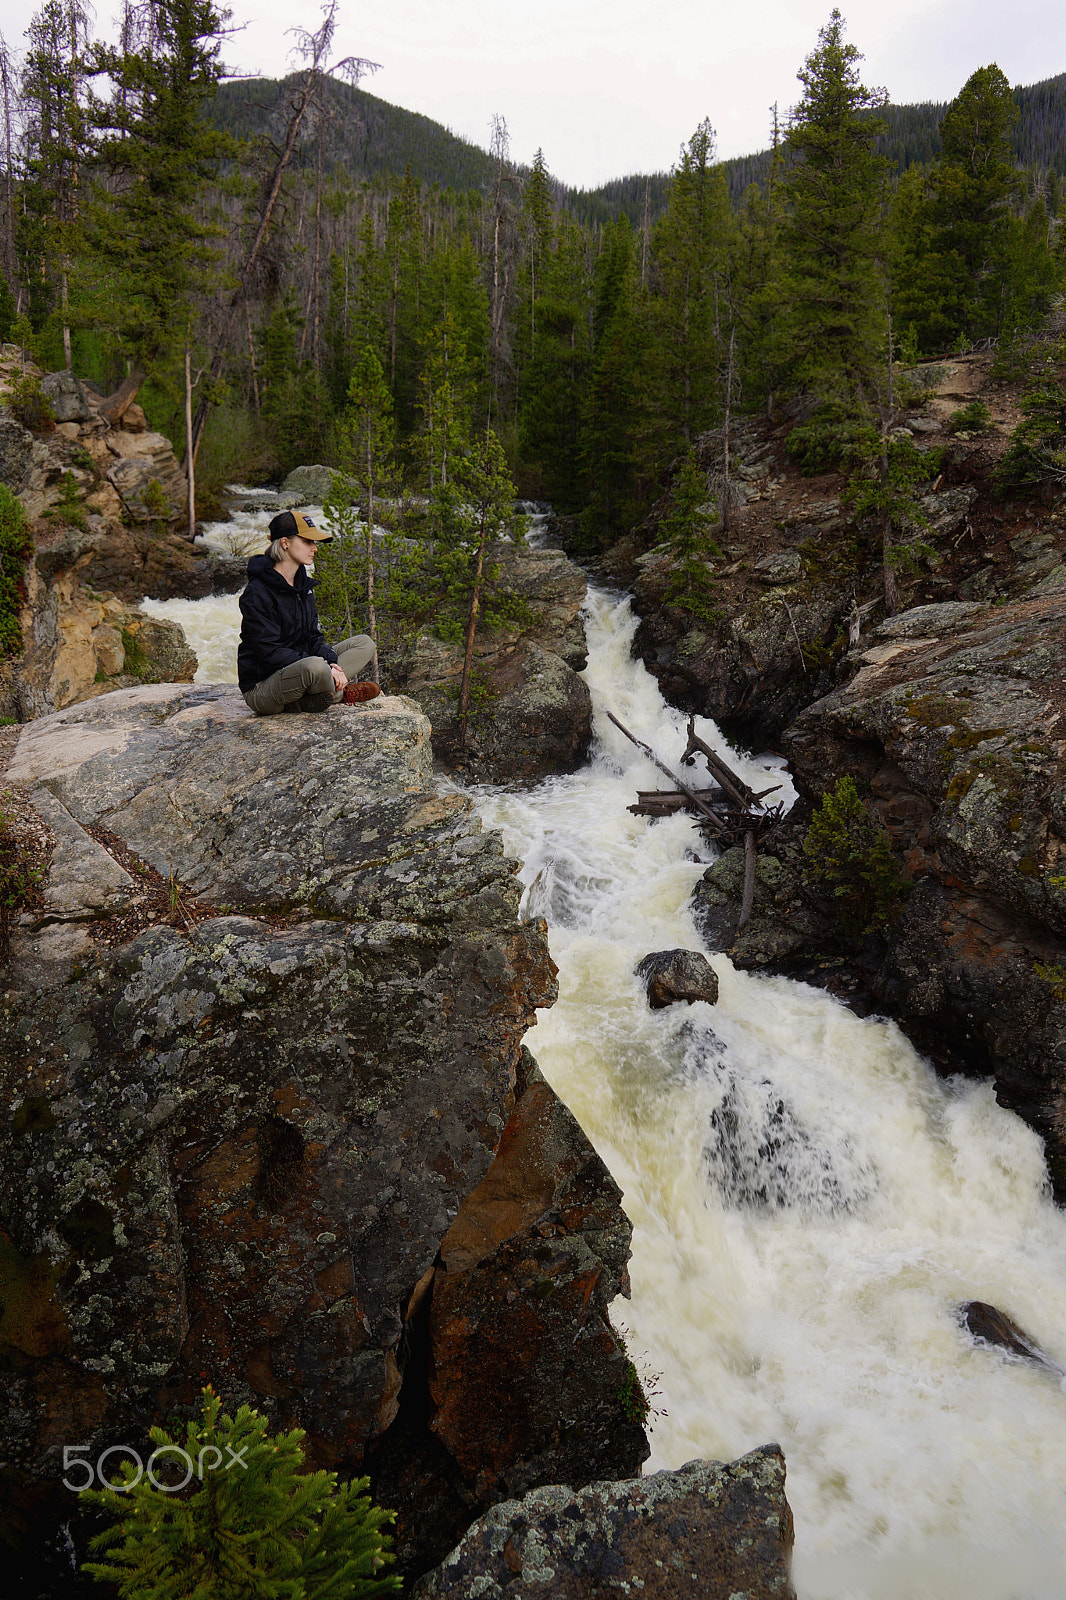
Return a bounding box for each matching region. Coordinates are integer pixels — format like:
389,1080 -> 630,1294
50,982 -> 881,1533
0,685 -> 646,1586
0,349 -> 200,718
694,583 -> 1066,1187
626,355 -> 1059,748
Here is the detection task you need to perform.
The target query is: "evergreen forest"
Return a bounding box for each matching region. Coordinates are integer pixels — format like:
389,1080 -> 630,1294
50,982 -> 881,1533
2,0 -> 1066,557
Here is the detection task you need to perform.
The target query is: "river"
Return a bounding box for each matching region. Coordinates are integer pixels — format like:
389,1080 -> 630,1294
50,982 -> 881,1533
146,525 -> 1066,1600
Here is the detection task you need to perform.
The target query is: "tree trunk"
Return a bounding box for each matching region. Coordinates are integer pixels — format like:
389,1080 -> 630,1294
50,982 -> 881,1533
457,526 -> 487,750
720,327 -> 735,535
61,272 -> 72,370
364,431 -> 377,640
883,515 -> 898,614
246,305 -> 260,416
100,363 -> 148,424
186,66 -> 327,464
184,343 -> 196,539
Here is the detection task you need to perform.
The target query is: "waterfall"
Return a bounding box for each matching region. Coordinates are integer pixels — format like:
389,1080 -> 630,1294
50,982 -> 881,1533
144,535 -> 1066,1600
476,589 -> 1066,1600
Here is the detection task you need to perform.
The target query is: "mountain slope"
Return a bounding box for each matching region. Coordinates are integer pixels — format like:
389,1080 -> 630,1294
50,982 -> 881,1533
207,68 -> 1066,220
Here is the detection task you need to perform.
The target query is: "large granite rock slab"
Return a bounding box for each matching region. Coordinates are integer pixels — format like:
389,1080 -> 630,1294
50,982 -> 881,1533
0,685 -> 645,1586
412,1446 -> 796,1599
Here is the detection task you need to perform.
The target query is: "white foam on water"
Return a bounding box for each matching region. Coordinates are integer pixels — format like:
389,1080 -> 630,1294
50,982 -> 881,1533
475,587 -> 1066,1600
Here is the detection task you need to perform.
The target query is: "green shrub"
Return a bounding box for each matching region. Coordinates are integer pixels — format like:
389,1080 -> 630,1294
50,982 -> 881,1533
803,775 -> 908,936
5,368 -> 55,432
83,1386 -> 400,1599
45,470 -> 88,532
0,792 -> 47,964
947,400 -> 992,434
0,486 -> 33,658
786,406 -> 869,474
995,340 -> 1066,493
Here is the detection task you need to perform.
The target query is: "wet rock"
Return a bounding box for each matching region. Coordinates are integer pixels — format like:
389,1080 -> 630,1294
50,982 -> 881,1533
1,522 -> 196,721
412,1446 -> 796,1600
388,542 -> 591,782
428,1068 -> 646,1494
80,522 -> 220,601
632,559 -> 849,748
0,412 -> 37,490
377,1064 -> 648,1577
636,948 -> 719,1008
959,1302 -> 1064,1375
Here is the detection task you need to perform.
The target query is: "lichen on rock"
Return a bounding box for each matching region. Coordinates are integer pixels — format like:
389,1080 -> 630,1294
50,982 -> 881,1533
0,682 -> 650,1587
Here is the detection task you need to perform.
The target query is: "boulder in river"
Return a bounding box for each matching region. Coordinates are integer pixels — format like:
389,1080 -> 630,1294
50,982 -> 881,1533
280,462 -> 354,503
959,1302 -> 1064,1376
636,947 -> 719,1008
412,1445 -> 796,1600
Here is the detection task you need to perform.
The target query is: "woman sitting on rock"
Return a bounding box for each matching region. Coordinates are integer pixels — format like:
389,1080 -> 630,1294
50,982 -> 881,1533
238,510 -> 379,714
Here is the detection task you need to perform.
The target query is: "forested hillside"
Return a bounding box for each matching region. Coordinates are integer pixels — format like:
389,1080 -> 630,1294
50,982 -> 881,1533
207,75 -> 509,194
206,68 -> 1066,219
2,0 -> 1065,587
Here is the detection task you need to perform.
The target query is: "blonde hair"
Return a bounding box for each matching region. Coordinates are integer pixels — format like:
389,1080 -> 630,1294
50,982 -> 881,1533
266,537 -> 289,564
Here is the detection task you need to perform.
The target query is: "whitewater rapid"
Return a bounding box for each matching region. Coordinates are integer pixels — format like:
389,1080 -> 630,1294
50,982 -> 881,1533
146,523 -> 1066,1600
476,590 -> 1066,1600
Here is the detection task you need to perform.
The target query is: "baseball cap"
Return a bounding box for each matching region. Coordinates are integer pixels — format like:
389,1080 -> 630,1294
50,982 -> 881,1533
267,509 -> 333,544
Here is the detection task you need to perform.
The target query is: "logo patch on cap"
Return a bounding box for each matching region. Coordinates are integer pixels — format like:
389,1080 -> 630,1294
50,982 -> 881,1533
291,511 -> 332,543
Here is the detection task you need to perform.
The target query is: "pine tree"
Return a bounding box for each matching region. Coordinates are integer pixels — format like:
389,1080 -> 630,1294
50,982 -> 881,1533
517,217 -> 591,507
82,1387 -> 400,1599
731,105 -> 789,417
455,426 -> 515,743
16,0 -> 91,359
580,214 -> 644,545
81,0 -> 234,420
779,9 -> 889,468
645,119 -> 733,461
320,345 -> 396,641
890,65 -> 1061,351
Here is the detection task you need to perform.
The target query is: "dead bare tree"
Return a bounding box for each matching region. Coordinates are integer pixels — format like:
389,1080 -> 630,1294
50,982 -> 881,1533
187,0 -> 377,466
486,113 -> 520,434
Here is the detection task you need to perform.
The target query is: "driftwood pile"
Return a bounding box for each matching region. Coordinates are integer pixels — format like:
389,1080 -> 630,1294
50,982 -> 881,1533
610,712 -> 784,932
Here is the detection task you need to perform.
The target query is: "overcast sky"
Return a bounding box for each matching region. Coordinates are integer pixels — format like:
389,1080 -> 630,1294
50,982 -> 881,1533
4,0 -> 1066,187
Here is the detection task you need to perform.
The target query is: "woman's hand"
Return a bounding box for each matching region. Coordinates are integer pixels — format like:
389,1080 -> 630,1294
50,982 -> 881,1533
330,663 -> 348,690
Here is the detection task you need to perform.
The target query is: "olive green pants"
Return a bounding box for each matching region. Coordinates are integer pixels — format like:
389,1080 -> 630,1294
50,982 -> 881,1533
242,634 -> 376,715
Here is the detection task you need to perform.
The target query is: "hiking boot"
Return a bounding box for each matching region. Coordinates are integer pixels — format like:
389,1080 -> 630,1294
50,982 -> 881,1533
343,681 -> 381,704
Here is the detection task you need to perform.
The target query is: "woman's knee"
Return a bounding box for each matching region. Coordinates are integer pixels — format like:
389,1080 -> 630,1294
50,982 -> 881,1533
300,656 -> 335,692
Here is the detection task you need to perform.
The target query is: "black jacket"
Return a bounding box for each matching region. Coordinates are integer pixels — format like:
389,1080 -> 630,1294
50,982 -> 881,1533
237,554 -> 337,692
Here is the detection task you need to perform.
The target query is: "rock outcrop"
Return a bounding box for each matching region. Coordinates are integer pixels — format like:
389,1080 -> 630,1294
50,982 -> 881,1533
1,521 -> 196,721
0,685 -> 644,1585
387,540 -> 592,781
694,585 -> 1066,1187
0,350 -> 201,719
412,1447 -> 796,1600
